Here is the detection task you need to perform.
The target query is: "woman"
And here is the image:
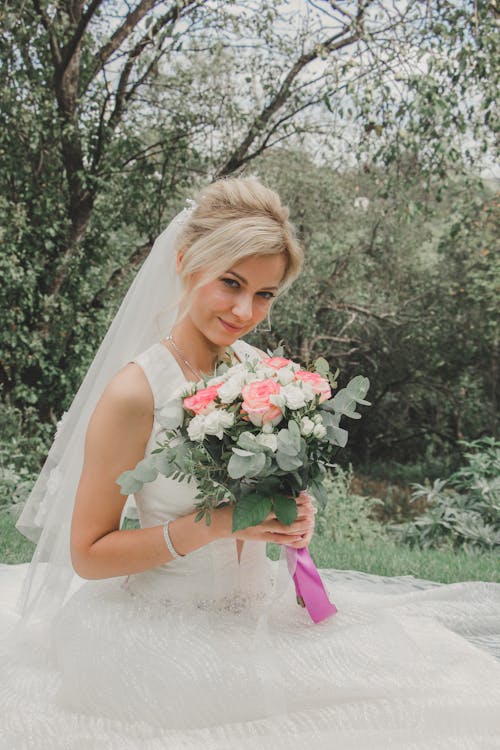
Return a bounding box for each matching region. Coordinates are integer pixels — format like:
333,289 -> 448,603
2,177 -> 500,749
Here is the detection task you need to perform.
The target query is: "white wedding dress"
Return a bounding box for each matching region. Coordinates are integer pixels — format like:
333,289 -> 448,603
1,340 -> 500,750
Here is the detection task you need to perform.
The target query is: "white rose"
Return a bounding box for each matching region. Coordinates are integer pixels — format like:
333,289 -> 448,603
255,365 -> 275,380
281,384 -> 307,410
277,367 -> 295,386
313,423 -> 327,439
269,393 -> 286,409
300,416 -> 315,436
204,409 -> 234,439
313,414 -> 323,424
256,433 -> 278,452
262,422 -> 274,434
218,375 -> 245,404
205,375 -> 226,387
187,414 -> 207,441
301,382 -> 315,401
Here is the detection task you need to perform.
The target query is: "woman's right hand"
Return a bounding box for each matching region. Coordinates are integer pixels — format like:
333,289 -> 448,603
211,494 -> 316,547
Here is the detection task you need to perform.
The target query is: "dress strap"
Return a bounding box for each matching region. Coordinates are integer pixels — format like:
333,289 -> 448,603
132,342 -> 184,411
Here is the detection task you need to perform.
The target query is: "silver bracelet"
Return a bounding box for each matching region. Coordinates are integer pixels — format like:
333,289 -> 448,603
163,520 -> 184,559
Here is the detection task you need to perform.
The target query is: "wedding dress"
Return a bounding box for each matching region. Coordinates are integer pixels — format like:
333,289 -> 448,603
1,339 -> 500,750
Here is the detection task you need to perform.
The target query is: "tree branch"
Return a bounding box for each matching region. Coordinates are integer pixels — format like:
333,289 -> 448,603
217,25 -> 365,177
31,0 -> 62,65
60,0 -> 105,73
87,0 -> 160,86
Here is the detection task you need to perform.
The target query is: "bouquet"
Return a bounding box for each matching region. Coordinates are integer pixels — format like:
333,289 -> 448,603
118,347 -> 370,623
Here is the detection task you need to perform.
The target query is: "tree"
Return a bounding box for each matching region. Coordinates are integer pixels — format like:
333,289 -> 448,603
0,0 -> 497,429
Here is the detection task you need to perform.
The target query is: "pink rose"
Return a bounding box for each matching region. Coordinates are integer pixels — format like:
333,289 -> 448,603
241,379 -> 283,426
183,384 -> 219,415
262,356 -> 294,370
294,371 -> 331,403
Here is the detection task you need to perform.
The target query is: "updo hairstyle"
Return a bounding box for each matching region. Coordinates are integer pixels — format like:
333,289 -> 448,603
174,176 -> 303,299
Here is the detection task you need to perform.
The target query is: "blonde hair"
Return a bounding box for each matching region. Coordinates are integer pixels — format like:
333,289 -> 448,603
174,177 -> 303,301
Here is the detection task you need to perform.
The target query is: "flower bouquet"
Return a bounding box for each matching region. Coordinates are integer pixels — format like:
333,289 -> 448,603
118,347 -> 370,622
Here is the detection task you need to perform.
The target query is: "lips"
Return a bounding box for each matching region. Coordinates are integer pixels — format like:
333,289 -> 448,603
218,318 -> 245,332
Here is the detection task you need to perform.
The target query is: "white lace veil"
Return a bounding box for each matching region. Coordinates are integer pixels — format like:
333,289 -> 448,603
15,208 -> 192,621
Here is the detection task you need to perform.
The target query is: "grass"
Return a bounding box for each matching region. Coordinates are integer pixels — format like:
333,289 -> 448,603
0,511 -> 36,564
307,535 -> 500,584
2,510 -> 498,586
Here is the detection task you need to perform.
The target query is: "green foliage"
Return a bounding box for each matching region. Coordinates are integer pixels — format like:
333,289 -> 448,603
0,403 -> 51,511
1,0 -> 498,483
390,438 -> 500,552
250,149 -> 499,467
315,466 -> 388,545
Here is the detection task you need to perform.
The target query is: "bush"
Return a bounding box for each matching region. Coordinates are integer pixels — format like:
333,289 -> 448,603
0,403 -> 51,514
389,438 -> 500,552
315,466 -> 389,544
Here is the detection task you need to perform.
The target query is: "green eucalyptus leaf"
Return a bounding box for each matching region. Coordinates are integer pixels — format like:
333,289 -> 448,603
232,447 -> 256,457
327,425 -> 349,447
116,470 -> 144,495
345,375 -> 371,405
228,452 -> 253,479
134,459 -> 159,483
314,357 -> 330,376
330,389 -> 361,419
276,451 -> 303,471
237,432 -> 265,453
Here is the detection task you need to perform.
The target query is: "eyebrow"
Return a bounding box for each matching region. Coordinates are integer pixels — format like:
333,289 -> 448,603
226,269 -> 279,291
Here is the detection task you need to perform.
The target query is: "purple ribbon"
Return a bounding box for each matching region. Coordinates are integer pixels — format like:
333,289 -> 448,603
286,547 -> 337,624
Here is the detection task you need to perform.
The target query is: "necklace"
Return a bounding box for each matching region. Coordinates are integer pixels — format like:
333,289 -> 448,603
165,333 -> 220,381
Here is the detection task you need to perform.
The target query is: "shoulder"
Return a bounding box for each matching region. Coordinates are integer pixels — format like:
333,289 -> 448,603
95,362 -> 154,423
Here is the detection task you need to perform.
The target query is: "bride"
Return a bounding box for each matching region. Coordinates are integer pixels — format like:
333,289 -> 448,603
1,177 -> 500,750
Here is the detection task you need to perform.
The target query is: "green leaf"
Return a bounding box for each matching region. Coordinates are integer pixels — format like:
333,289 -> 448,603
273,493 -> 298,526
327,425 -> 349,447
277,422 -> 301,455
228,452 -> 253,479
134,459 -> 158,483
345,376 -> 371,405
314,356 -> 330,376
237,432 -> 266,453
232,493 -> 272,531
276,451 -> 303,471
116,470 -> 144,495
228,450 -> 266,479
330,389 -> 361,419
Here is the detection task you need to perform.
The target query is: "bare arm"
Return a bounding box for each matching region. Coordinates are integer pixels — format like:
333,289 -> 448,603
70,363 -> 215,579
70,363 -> 315,580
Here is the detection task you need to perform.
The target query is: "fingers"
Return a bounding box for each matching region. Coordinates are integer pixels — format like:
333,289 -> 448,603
295,490 -> 315,505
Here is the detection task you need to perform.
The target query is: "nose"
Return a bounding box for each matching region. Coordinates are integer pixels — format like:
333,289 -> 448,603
232,293 -> 254,322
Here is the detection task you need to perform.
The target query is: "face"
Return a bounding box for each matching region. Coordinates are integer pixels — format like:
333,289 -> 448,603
181,253 -> 286,345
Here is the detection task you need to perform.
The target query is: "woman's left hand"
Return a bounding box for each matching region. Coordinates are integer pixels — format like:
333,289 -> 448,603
286,490 -> 317,549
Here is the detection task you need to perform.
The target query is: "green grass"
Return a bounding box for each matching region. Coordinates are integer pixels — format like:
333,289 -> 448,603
0,511 -> 36,564
307,535 -> 500,584
2,511 -> 498,585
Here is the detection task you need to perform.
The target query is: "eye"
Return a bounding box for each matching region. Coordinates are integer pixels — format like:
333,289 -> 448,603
221,277 -> 240,289
257,291 -> 275,301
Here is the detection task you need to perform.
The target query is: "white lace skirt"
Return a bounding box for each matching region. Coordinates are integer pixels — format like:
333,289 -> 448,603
1,562 -> 500,750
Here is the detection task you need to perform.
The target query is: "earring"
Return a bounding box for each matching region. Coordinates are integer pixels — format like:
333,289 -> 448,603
255,312 -> 272,333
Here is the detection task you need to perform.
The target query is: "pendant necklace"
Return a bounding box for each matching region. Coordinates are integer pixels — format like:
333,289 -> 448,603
165,333 -> 221,381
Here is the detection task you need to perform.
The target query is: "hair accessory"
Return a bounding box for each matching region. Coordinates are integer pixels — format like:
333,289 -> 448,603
175,198 -> 197,226
163,520 -> 184,559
